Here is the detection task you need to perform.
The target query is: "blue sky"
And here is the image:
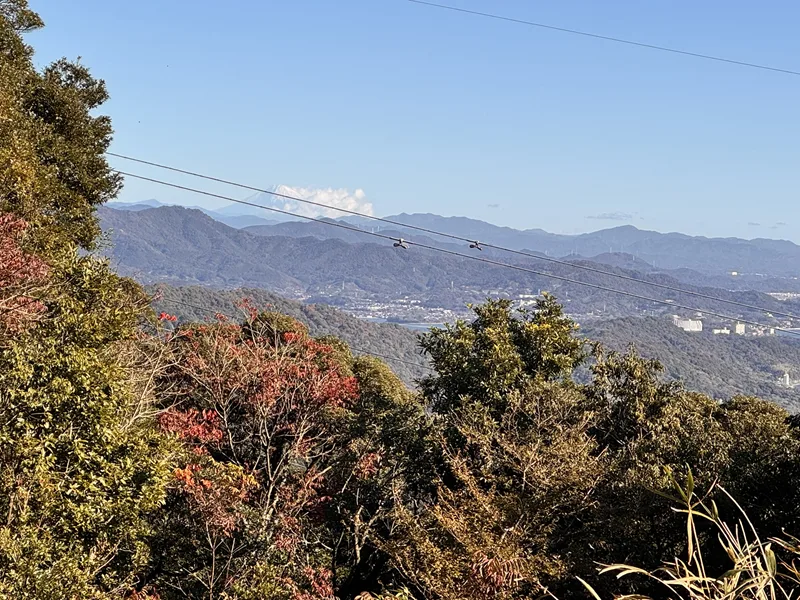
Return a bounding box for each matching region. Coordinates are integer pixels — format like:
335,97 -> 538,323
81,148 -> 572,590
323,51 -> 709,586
28,0 -> 800,240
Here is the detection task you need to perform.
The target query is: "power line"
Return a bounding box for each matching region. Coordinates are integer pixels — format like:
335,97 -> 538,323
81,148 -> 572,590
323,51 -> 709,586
114,169 -> 800,338
153,295 -> 434,372
407,0 -> 800,78
108,152 -> 800,322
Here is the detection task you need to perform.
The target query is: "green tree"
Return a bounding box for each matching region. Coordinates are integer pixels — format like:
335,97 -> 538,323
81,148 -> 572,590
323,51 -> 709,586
573,346 -> 800,598
383,297 -> 599,599
420,295 -> 584,416
0,3 -> 172,597
0,262 -> 172,599
326,356 -> 437,599
0,2 -> 120,256
392,298 -> 800,599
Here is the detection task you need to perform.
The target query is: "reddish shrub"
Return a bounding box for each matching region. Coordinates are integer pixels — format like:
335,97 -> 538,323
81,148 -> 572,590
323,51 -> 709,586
159,408 -> 224,446
0,213 -> 49,334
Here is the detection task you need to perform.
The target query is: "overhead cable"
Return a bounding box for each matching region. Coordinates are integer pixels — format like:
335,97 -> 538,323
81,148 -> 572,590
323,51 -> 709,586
107,152 -> 800,322
113,169 -> 800,338
407,0 -> 800,78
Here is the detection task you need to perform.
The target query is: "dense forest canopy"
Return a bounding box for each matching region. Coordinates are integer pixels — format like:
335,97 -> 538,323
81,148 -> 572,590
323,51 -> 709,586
582,317 -> 800,410
2,3 -> 800,599
150,284 -> 800,410
147,284 -> 430,386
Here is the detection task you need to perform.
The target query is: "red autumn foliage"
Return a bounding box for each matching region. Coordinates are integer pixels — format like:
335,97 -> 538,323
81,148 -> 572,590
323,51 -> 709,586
170,318 -> 358,419
158,309 -> 361,593
159,408 -> 224,447
353,451 -> 383,480
234,297 -> 258,321
468,552 -> 525,599
173,462 -> 255,537
0,213 -> 49,335
158,312 -> 177,322
0,213 -> 48,287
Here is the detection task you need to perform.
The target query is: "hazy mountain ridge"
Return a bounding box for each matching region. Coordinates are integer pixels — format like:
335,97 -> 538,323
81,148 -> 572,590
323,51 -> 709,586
114,202 -> 800,279
246,211 -> 800,282
377,214 -> 800,277
99,205 -> 800,324
243,220 -> 800,292
108,199 -> 280,228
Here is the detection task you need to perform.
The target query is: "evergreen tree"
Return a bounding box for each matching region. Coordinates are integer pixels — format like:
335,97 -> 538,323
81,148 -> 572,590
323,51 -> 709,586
0,3 -> 172,597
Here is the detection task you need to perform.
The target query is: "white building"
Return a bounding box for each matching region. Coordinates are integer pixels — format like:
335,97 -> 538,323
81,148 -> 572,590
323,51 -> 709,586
780,372 -> 798,389
734,322 -> 746,335
672,315 -> 703,332
713,327 -> 730,335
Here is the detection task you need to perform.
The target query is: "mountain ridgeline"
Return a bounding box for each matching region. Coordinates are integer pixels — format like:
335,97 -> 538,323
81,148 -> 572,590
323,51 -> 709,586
102,205 -> 800,409
106,202 -> 800,281
99,205 -> 800,325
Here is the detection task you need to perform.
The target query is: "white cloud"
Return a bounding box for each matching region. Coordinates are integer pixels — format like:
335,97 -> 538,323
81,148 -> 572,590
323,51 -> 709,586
246,184 -> 374,219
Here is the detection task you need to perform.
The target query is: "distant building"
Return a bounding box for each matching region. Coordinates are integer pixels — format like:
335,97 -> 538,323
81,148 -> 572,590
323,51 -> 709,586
672,315 -> 703,332
768,292 -> 800,301
734,322 -> 746,335
713,327 -> 730,335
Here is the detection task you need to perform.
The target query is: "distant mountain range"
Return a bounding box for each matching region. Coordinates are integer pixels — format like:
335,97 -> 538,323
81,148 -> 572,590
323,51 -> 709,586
107,199 -> 282,229
97,205 -> 800,324
248,212 -> 800,280
110,199 -> 800,281
99,203 -> 800,408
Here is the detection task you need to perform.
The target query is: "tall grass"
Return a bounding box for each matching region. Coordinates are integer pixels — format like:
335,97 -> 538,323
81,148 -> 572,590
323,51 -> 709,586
579,470 -> 800,599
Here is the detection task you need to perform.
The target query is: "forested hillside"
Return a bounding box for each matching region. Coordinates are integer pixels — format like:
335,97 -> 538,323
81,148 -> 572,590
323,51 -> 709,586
583,317 -> 800,410
150,285 -> 428,385
154,285 -> 800,409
